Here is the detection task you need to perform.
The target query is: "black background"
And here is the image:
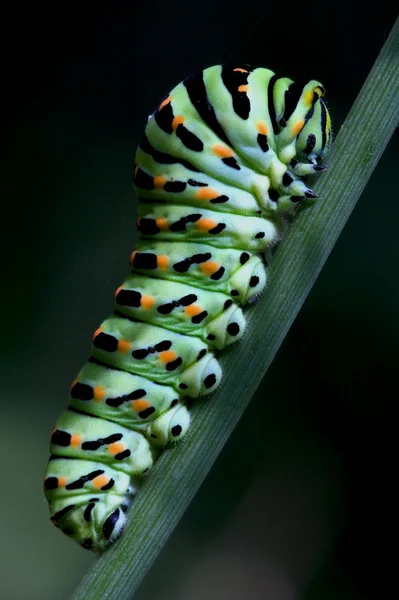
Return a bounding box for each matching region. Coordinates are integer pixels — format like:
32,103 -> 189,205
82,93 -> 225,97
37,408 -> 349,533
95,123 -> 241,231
2,3 -> 398,599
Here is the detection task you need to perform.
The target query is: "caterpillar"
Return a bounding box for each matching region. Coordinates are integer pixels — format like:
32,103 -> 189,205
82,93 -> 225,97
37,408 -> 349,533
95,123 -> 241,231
43,63 -> 332,552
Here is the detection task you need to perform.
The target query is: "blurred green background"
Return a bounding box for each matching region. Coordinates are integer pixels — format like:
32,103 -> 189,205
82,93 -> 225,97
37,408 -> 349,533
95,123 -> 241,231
2,2 -> 397,599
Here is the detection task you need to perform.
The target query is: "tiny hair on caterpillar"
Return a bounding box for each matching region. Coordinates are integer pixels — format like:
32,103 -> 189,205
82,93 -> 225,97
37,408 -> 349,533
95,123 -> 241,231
43,63 -> 332,551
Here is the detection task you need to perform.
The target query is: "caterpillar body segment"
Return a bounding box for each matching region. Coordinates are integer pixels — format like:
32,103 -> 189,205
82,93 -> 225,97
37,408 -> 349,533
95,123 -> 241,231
69,361 -> 180,431
137,202 -> 282,251
131,241 -> 267,302
44,62 -> 331,551
115,274 -> 246,350
49,409 -> 155,474
134,159 -> 266,214
91,314 -> 222,395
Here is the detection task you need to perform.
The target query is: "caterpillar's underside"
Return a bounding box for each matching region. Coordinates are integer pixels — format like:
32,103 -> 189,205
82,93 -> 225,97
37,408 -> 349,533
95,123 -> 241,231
44,64 -> 331,551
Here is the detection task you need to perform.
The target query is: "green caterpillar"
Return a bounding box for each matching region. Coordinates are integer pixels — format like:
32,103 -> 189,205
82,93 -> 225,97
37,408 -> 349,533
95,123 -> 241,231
43,63 -> 332,551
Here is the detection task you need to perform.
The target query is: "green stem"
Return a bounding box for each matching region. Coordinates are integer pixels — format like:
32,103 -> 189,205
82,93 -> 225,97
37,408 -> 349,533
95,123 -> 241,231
71,17 -> 399,600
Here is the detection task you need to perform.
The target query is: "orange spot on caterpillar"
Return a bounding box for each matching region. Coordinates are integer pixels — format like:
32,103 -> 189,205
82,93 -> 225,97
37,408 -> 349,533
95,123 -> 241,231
70,434 -> 81,447
233,68 -> 248,73
93,386 -> 106,401
157,255 -> 168,270
197,218 -> 217,232
134,166 -> 139,177
200,261 -> 219,276
140,295 -> 154,309
292,120 -> 305,135
155,217 -> 168,230
130,250 -> 137,264
212,144 -> 233,158
133,398 -> 150,412
195,188 -> 221,201
238,84 -> 249,93
58,476 -> 67,488
256,120 -> 269,135
159,350 -> 177,364
108,441 -> 125,455
159,95 -> 172,110
172,115 -> 185,130
71,378 -> 78,389
93,325 -> 104,340
114,285 -> 124,299
185,304 -> 202,317
92,474 -> 109,488
154,175 -> 167,188
118,339 -> 131,354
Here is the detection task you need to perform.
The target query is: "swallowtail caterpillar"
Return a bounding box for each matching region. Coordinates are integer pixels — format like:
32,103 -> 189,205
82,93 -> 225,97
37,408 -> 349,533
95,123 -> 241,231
43,63 -> 332,551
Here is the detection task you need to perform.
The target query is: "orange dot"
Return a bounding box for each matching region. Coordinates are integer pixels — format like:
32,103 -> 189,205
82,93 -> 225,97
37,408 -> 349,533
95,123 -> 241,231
155,217 -> 168,230
172,115 -> 185,130
114,285 -> 124,299
154,175 -> 167,188
51,425 -> 57,435
257,120 -> 268,135
197,218 -> 217,232
108,441 -> 125,455
195,188 -> 221,201
92,474 -> 109,488
58,476 -> 67,488
93,325 -> 104,340
70,434 -> 81,447
292,120 -> 305,135
140,295 -> 154,309
238,84 -> 249,93
134,166 -> 139,177
159,95 -> 172,110
130,250 -> 137,264
233,67 -> 248,73
71,378 -> 78,389
212,144 -> 233,158
185,304 -> 202,317
118,339 -> 131,354
93,386 -> 106,401
200,261 -> 219,276
159,350 -> 177,364
157,255 -> 168,270
136,216 -> 141,225
133,398 -> 151,412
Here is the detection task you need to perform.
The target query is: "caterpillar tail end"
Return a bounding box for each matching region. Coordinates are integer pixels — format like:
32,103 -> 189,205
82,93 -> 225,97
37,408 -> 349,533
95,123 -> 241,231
47,479 -> 141,552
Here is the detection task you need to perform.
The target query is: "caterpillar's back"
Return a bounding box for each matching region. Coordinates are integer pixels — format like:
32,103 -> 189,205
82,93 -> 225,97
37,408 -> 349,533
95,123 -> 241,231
43,63 -> 331,551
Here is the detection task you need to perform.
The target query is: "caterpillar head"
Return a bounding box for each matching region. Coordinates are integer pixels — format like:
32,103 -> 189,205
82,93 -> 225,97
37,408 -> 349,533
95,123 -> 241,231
267,78 -> 332,209
295,97 -> 332,165
274,79 -> 332,162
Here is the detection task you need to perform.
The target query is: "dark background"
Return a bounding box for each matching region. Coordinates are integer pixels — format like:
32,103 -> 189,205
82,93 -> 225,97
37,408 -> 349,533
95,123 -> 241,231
2,3 -> 397,599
